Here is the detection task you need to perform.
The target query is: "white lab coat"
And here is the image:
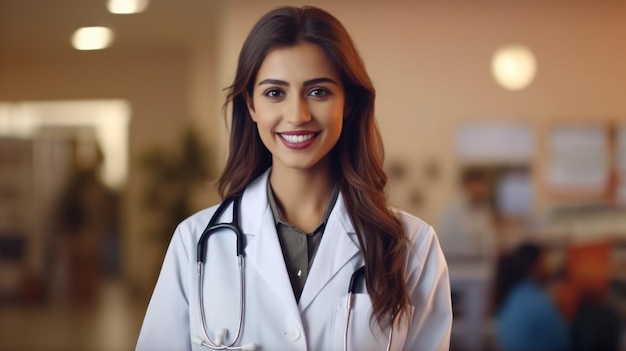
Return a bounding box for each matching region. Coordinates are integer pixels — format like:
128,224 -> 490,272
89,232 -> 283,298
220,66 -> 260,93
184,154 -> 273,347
136,170 -> 452,351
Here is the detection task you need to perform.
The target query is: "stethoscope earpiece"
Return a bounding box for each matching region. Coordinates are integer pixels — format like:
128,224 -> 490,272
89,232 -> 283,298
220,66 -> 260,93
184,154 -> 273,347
215,328 -> 228,346
192,335 -> 204,346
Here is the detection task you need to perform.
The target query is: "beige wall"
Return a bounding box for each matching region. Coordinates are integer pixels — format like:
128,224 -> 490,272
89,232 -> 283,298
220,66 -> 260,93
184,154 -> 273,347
219,0 -> 626,222
1,0 -> 625,294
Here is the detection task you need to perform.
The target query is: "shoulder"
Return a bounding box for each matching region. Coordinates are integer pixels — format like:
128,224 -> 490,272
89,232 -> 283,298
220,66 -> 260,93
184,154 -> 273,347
170,169 -> 271,249
168,202 -> 226,254
503,281 -> 553,314
393,209 -> 448,284
516,281 -> 548,300
395,209 -> 439,260
178,203 -> 222,234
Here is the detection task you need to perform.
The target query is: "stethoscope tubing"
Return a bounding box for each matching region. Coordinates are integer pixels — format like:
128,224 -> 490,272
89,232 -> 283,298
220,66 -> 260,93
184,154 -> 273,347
196,196 -> 247,350
197,196 -> 244,262
196,196 -> 393,351
344,266 -> 392,351
197,256 -> 246,349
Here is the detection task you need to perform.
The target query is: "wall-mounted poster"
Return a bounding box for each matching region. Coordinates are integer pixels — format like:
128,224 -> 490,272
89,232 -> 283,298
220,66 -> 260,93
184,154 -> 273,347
455,122 -> 534,164
548,125 -> 608,191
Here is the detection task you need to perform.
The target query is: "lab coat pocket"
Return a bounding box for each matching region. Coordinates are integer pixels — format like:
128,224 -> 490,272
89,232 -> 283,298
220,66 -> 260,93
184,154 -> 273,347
331,293 -> 414,351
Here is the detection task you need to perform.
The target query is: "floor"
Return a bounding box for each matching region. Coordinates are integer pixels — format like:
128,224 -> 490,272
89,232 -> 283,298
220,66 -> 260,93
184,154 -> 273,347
0,281 -> 146,351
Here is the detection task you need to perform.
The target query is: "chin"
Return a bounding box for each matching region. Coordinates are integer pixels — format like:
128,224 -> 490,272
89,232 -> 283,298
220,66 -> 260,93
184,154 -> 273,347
274,155 -> 328,172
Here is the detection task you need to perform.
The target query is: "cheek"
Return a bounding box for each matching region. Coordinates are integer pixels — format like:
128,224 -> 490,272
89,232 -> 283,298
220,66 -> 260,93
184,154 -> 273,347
333,96 -> 347,120
331,103 -> 346,130
253,104 -> 281,128
310,100 -> 345,123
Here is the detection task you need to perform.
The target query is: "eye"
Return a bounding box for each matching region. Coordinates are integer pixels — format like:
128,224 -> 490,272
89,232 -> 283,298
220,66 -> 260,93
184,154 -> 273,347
263,88 -> 285,99
308,88 -> 329,97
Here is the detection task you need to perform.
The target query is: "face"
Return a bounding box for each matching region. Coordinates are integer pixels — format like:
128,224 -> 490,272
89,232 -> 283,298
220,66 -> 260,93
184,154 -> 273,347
466,179 -> 488,204
247,42 -> 346,173
532,252 -> 552,283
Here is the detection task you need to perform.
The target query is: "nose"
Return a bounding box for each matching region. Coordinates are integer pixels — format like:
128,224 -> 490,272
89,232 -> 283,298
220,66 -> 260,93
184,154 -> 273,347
284,95 -> 311,125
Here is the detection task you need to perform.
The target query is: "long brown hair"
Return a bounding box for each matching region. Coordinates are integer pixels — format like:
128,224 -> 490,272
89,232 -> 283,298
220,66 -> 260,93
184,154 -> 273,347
217,5 -> 409,329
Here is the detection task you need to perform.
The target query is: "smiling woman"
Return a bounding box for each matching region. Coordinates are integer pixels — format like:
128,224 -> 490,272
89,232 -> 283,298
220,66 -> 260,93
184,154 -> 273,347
247,42 -> 345,174
136,6 -> 452,351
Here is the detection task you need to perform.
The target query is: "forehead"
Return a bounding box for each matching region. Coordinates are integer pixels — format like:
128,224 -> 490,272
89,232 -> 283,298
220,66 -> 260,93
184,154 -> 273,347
255,42 -> 341,84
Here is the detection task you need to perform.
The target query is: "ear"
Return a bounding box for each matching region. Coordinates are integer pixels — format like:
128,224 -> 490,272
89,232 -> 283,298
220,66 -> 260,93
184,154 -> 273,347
245,93 -> 257,122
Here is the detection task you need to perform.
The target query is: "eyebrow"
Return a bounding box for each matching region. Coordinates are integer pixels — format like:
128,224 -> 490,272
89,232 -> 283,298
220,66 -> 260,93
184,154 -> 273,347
257,77 -> 339,87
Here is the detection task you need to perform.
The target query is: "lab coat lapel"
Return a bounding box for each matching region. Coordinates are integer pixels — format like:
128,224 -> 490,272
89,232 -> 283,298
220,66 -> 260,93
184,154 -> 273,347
240,170 -> 302,322
299,194 -> 361,312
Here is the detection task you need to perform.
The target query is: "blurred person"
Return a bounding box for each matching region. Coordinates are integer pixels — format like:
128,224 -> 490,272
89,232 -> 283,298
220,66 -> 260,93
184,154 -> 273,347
437,168 -> 496,260
137,6 -> 452,351
53,143 -> 120,304
569,295 -> 622,351
437,168 -> 495,351
494,243 -> 568,351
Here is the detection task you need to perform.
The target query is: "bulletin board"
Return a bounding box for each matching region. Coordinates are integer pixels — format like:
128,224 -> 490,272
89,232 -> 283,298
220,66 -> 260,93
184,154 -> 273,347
544,122 -> 625,205
455,122 -> 534,164
547,125 -> 608,191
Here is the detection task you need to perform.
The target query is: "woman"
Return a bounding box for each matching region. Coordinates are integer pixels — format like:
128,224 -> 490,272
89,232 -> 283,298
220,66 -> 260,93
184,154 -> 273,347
494,243 -> 568,351
137,6 -> 451,351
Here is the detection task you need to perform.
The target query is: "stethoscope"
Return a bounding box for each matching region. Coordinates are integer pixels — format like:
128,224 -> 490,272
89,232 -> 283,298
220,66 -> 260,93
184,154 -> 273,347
192,195 -> 393,351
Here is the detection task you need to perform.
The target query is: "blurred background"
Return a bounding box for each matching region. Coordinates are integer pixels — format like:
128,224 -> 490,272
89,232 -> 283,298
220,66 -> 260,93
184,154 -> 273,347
0,0 -> 625,350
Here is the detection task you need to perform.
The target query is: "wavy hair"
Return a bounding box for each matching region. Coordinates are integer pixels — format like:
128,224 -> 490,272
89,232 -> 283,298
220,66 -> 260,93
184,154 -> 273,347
217,6 -> 409,329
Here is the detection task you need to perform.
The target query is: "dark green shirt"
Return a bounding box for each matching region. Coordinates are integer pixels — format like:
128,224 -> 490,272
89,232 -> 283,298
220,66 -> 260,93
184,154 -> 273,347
267,180 -> 339,302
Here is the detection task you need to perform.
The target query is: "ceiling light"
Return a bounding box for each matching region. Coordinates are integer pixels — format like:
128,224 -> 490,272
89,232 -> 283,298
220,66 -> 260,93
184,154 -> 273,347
71,27 -> 114,50
491,44 -> 537,91
107,0 -> 149,14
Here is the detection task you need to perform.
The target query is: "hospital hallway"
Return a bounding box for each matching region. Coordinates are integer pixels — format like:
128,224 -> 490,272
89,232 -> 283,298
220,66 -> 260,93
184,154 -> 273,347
0,280 -> 146,351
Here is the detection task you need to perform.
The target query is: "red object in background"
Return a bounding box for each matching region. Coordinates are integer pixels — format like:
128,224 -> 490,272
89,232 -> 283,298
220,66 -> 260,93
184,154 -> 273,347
566,241 -> 612,299
556,241 -> 613,319
555,241 -> 613,321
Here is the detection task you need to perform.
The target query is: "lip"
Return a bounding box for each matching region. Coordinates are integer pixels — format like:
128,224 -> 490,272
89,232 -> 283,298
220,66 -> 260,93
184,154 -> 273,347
277,130 -> 320,150
277,130 -> 319,136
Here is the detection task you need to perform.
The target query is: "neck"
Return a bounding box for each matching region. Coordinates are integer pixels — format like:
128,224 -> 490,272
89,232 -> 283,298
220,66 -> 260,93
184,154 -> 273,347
269,159 -> 335,232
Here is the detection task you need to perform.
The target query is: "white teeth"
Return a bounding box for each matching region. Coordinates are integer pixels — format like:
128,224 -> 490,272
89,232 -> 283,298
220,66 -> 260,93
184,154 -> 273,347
281,134 -> 314,143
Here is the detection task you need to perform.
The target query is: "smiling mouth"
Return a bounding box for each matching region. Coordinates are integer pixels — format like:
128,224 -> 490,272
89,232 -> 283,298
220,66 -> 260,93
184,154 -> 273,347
279,133 -> 316,143
277,131 -> 321,149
